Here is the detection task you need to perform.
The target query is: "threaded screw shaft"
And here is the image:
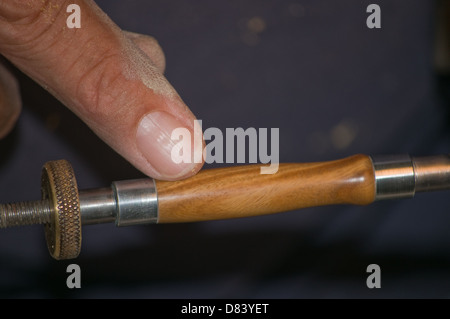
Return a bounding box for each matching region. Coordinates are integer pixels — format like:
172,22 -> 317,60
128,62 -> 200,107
0,200 -> 52,228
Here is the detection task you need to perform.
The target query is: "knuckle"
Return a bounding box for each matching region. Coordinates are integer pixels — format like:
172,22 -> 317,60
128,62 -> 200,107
74,50 -> 134,122
0,1 -> 68,55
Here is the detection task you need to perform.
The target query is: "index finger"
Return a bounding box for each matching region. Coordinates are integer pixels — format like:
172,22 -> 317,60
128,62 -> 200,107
0,1 -> 204,180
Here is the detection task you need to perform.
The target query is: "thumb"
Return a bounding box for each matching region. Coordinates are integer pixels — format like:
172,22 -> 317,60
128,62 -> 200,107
0,1 -> 204,181
124,31 -> 166,74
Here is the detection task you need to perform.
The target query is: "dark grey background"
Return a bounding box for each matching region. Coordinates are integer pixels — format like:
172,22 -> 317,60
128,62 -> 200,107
0,0 -> 449,298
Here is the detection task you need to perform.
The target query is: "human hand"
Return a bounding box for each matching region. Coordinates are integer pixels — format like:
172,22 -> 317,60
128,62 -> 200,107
0,1 -> 204,181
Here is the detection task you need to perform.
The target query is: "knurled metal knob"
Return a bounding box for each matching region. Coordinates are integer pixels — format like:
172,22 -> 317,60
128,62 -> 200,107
41,160 -> 82,260
0,160 -> 81,260
0,158 -> 157,260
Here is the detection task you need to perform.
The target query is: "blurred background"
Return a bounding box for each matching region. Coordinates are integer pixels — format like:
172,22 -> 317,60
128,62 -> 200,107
0,0 -> 449,298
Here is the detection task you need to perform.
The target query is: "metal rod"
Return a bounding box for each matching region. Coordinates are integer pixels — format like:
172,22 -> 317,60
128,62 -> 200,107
371,154 -> 450,200
413,155 -> 450,192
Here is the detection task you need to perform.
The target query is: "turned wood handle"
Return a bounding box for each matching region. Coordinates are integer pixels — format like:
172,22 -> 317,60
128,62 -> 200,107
155,154 -> 376,223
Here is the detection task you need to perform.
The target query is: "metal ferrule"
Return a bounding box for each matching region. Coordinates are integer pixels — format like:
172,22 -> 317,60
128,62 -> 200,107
79,178 -> 158,226
371,154 -> 450,201
112,179 -> 158,226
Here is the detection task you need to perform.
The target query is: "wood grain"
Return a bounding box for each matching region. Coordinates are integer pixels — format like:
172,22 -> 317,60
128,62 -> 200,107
155,154 -> 375,223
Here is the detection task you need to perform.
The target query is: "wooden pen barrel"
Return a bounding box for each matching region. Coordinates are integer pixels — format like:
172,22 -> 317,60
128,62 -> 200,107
155,154 -> 376,223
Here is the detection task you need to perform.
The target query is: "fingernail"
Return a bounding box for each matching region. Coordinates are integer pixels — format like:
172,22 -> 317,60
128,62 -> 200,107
136,111 -> 200,179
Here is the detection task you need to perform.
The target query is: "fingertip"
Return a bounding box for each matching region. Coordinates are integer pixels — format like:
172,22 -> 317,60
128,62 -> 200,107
136,111 -> 205,181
